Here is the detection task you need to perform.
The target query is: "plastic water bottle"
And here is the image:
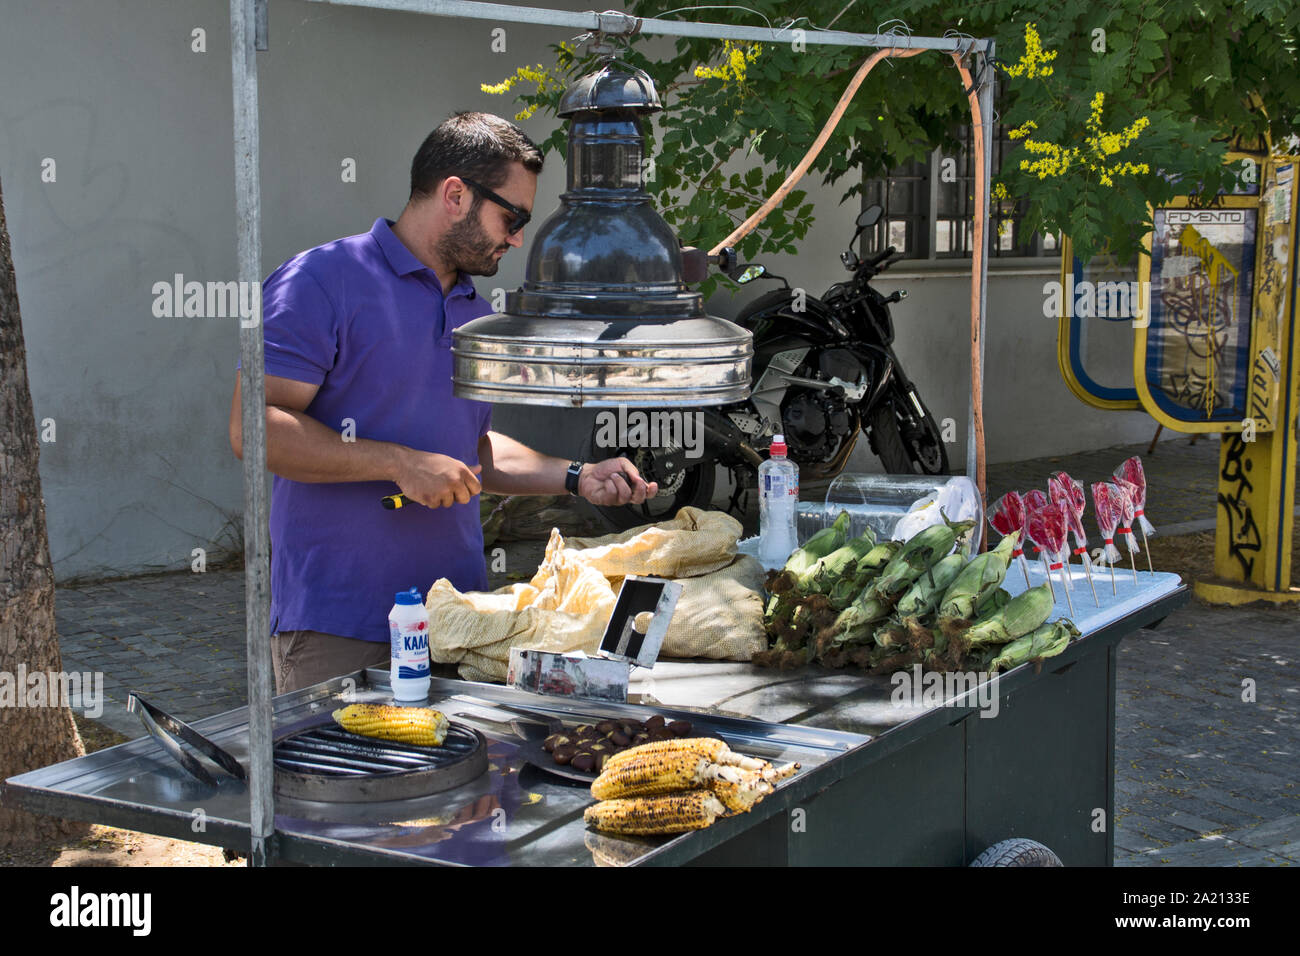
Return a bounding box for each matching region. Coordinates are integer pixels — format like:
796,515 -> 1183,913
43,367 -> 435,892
758,435 -> 799,568
388,588 -> 430,701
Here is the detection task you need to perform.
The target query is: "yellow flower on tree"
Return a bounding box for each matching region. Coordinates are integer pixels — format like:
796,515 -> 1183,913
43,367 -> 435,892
694,40 -> 761,84
1018,91 -> 1150,186
1004,23 -> 1057,79
481,58 -> 567,116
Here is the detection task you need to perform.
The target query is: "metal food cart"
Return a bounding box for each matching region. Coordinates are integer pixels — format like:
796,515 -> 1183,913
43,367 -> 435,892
3,578 -> 1186,866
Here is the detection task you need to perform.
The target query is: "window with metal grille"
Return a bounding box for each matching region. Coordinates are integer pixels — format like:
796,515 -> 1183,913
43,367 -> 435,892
860,124 -> 1059,260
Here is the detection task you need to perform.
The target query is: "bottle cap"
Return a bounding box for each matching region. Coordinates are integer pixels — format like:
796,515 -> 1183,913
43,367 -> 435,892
394,588 -> 422,605
770,434 -> 788,457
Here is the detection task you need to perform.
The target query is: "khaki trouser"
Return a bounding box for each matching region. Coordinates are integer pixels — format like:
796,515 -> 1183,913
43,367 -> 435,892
271,630 -> 390,695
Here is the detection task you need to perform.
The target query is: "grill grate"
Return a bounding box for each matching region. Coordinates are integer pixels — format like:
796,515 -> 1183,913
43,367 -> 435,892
273,722 -> 487,802
274,726 -> 478,777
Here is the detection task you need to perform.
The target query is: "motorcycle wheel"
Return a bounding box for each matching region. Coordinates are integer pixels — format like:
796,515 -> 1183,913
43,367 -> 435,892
868,401 -> 949,475
579,433 -> 718,532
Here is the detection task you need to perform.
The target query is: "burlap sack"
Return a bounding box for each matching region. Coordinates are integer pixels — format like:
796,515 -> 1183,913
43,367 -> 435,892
425,510 -> 763,681
563,506 -> 741,579
425,531 -> 614,681
658,555 -> 768,660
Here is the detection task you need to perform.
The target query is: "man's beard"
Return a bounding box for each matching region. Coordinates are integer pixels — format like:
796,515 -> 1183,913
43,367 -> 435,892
437,205 -> 508,277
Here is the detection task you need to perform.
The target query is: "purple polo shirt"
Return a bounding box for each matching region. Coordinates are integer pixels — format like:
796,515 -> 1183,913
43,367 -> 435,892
256,218 -> 493,642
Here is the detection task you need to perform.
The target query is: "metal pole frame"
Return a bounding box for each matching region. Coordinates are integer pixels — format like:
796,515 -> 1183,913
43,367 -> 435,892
230,0 -> 994,865
230,0 -> 273,866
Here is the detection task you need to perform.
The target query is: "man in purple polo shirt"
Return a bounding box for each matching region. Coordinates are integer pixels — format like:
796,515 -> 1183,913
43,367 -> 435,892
230,112 -> 656,693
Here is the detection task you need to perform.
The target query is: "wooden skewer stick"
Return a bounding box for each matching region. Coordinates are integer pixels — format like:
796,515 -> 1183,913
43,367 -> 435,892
1055,558 -> 1075,616
1080,551 -> 1101,607
1140,526 -> 1153,573
1018,552 -> 1032,590
1040,552 -> 1056,600
1107,553 -> 1117,596
1130,547 -> 1139,585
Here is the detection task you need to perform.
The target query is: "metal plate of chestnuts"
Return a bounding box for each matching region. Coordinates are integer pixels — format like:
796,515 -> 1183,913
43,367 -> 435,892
515,714 -> 694,784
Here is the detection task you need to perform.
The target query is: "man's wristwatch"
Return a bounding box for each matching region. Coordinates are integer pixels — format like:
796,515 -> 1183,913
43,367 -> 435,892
565,460 -> 585,496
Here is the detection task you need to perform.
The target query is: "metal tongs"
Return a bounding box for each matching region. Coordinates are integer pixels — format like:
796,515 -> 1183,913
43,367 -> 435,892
128,693 -> 246,788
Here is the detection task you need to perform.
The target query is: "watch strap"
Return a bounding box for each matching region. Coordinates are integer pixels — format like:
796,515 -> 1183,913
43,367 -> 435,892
565,460 -> 584,496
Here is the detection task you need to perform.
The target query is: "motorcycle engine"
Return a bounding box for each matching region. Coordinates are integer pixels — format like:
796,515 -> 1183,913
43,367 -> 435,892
781,388 -> 854,460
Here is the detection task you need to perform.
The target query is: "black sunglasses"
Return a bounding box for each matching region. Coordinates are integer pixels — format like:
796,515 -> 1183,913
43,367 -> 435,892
459,177 -> 531,234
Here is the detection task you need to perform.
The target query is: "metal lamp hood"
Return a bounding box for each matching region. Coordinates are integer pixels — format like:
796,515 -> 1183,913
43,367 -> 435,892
451,58 -> 752,407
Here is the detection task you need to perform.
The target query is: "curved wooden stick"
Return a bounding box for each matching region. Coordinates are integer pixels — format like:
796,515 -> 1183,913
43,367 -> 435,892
707,44 -> 926,257
950,52 -> 988,505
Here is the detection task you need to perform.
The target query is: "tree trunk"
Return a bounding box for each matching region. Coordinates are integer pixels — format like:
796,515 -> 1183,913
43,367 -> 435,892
0,174 -> 90,847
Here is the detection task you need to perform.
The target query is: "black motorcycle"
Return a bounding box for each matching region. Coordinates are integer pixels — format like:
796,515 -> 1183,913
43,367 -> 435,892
584,204 -> 949,530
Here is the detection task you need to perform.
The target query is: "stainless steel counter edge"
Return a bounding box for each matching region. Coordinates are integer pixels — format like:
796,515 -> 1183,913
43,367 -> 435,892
1,586 -> 1187,866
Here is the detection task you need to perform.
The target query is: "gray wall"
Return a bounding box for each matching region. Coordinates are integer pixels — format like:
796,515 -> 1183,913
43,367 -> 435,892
1,0 -> 1169,581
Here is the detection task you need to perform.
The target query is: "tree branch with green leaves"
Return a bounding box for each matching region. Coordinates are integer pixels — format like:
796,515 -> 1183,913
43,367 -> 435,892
485,0 -> 1300,279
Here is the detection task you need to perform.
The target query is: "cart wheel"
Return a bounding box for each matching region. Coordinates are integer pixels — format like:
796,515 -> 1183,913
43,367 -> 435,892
970,838 -> 1062,867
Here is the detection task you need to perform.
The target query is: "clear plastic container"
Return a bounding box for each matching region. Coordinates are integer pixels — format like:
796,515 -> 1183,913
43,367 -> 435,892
796,473 -> 983,554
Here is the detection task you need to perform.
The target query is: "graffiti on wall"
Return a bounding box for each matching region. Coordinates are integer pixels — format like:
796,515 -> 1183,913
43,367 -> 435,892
1148,208 -> 1256,422
1218,435 -> 1262,580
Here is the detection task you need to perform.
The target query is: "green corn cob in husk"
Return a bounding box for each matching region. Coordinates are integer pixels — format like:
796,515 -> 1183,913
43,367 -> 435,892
935,532 -> 1019,624
828,575 -> 864,610
975,587 -> 1012,618
830,541 -> 900,604
785,511 -> 851,575
823,521 -> 971,648
764,511 -> 852,621
869,519 -> 976,600
752,639 -> 810,669
868,647 -> 923,676
852,539 -> 902,577
831,592 -> 893,641
872,620 -> 909,648
962,584 -> 1056,648
799,531 -> 878,592
990,619 -> 1080,671
895,553 -> 967,619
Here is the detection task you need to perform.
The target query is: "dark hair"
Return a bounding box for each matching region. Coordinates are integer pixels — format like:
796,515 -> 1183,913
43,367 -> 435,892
409,112 -> 544,202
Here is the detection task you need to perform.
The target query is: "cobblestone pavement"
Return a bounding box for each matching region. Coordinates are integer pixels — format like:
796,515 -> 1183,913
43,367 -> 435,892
48,436 -> 1299,865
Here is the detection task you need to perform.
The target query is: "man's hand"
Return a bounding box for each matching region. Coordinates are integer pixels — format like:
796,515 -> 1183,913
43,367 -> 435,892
395,449 -> 483,508
578,457 -> 659,506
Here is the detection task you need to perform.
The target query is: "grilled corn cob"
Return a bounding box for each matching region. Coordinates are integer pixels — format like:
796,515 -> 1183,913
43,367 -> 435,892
591,751 -> 776,812
600,737 -> 799,781
584,791 -> 730,835
331,703 -> 449,746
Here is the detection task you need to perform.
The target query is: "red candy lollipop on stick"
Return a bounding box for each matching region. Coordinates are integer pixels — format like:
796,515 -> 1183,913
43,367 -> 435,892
1050,471 -> 1100,606
1112,479 -> 1141,584
1091,482 -> 1122,595
1022,490 -> 1062,596
1028,501 -> 1075,616
988,491 -> 1032,589
1115,457 -> 1155,572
